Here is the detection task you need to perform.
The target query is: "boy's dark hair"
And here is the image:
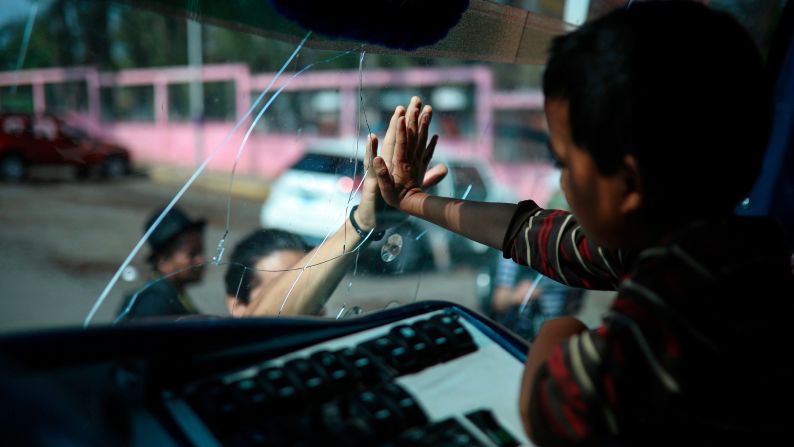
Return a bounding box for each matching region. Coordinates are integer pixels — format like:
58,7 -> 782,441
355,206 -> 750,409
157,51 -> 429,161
543,1 -> 773,224
224,229 -> 309,304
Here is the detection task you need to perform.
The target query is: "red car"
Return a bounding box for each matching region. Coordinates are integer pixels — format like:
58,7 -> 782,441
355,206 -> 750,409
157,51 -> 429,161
0,112 -> 131,181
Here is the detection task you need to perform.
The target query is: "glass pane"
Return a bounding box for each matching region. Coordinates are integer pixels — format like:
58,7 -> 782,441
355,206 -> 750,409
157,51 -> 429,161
493,109 -> 549,163
0,0 -> 605,336
0,85 -> 34,113
0,0 -> 786,349
45,81 -> 88,114
254,90 -> 341,136
101,85 -> 155,122
203,81 -> 235,121
167,83 -> 190,122
168,81 -> 237,122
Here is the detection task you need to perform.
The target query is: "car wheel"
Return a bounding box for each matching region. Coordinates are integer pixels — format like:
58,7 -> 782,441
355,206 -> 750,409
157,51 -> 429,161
0,154 -> 26,183
101,155 -> 129,179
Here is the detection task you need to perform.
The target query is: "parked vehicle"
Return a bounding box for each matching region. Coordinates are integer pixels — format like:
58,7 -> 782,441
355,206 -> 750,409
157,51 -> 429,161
0,112 -> 132,181
260,139 -> 516,274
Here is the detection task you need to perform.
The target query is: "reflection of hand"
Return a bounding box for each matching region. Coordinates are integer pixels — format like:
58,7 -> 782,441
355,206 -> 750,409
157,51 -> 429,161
353,131 -> 419,232
373,96 -> 448,212
353,134 -> 382,232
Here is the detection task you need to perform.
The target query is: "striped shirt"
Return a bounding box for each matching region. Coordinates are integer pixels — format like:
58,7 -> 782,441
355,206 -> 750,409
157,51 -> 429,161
502,200 -> 794,445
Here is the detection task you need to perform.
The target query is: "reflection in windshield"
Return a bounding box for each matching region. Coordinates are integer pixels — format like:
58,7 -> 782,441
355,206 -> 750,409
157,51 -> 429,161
83,31 -> 314,326
0,0 -> 629,341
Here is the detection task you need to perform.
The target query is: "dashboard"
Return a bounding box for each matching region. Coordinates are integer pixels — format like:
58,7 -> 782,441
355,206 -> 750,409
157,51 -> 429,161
0,301 -> 532,446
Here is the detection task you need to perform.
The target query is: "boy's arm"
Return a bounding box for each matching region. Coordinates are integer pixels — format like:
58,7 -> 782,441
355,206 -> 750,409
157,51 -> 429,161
373,97 -> 629,287
394,194 -> 519,251
518,317 -> 587,443
519,317 -> 610,446
372,97 -> 518,250
503,201 -> 628,290
519,288 -> 679,445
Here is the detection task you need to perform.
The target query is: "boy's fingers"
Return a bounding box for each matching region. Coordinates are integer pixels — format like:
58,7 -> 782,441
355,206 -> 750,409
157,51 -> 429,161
394,116 -> 408,164
422,134 -> 439,166
416,105 -> 432,159
406,118 -> 417,162
373,156 -> 397,203
382,106 -> 404,169
364,134 -> 378,171
406,97 -> 421,158
405,96 -> 420,131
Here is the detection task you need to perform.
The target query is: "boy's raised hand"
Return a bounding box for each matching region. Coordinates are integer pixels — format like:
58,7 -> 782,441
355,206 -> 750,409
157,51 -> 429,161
373,96 -> 447,212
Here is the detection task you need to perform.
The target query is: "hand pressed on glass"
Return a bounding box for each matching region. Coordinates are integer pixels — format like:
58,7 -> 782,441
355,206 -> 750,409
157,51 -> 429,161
373,96 -> 447,213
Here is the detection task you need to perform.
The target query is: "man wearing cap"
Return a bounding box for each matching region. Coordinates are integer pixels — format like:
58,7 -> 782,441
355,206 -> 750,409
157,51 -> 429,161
116,206 -> 207,321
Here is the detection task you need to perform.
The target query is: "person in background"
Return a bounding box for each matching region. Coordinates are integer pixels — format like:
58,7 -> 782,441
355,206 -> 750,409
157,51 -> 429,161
116,206 -> 206,321
223,229 -> 309,317
487,189 -> 583,341
488,255 -> 583,341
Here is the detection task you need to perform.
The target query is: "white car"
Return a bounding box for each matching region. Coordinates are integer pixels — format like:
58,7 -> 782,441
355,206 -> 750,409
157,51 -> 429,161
261,139 -> 516,273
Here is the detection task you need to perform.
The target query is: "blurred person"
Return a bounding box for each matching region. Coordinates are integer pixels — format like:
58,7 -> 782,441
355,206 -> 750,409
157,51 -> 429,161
370,2 -> 792,445
116,206 -> 206,321
488,255 -> 582,341
487,189 -> 584,340
223,229 -> 309,317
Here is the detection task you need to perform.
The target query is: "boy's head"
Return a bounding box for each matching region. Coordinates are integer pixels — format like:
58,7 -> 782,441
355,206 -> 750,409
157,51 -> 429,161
224,229 -> 309,316
543,1 -> 772,248
145,206 -> 206,287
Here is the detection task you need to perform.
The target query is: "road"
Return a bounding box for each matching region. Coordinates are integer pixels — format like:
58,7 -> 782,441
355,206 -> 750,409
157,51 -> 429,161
0,171 -> 486,334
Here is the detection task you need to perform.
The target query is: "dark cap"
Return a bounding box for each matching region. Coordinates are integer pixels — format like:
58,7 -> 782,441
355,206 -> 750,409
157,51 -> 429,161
144,206 -> 206,255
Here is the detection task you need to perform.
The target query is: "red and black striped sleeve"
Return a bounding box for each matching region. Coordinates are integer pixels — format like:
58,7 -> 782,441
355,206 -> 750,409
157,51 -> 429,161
528,327 -> 617,445
528,283 -> 685,445
502,200 -> 629,290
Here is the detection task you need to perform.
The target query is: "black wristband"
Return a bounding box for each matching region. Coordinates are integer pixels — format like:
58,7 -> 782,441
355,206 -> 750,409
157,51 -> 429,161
350,205 -> 385,241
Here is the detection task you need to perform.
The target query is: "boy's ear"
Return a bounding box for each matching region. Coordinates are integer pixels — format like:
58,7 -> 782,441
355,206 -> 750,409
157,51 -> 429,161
620,154 -> 643,214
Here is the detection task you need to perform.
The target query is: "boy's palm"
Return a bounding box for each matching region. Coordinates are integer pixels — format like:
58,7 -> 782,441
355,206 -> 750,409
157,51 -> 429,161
374,97 -> 445,211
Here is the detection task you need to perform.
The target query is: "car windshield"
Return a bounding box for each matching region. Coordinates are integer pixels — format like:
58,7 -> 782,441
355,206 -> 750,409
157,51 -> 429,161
0,0 -> 788,340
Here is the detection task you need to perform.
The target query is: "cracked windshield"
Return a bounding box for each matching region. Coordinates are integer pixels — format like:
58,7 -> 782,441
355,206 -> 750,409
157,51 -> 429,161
0,0 -> 783,340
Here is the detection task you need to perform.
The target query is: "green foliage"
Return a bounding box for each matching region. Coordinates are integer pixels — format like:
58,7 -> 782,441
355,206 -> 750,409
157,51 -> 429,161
0,0 -> 454,73
0,0 -> 541,90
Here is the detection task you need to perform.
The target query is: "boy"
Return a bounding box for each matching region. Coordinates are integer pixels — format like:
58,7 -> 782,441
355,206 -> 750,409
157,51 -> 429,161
372,2 -> 793,445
